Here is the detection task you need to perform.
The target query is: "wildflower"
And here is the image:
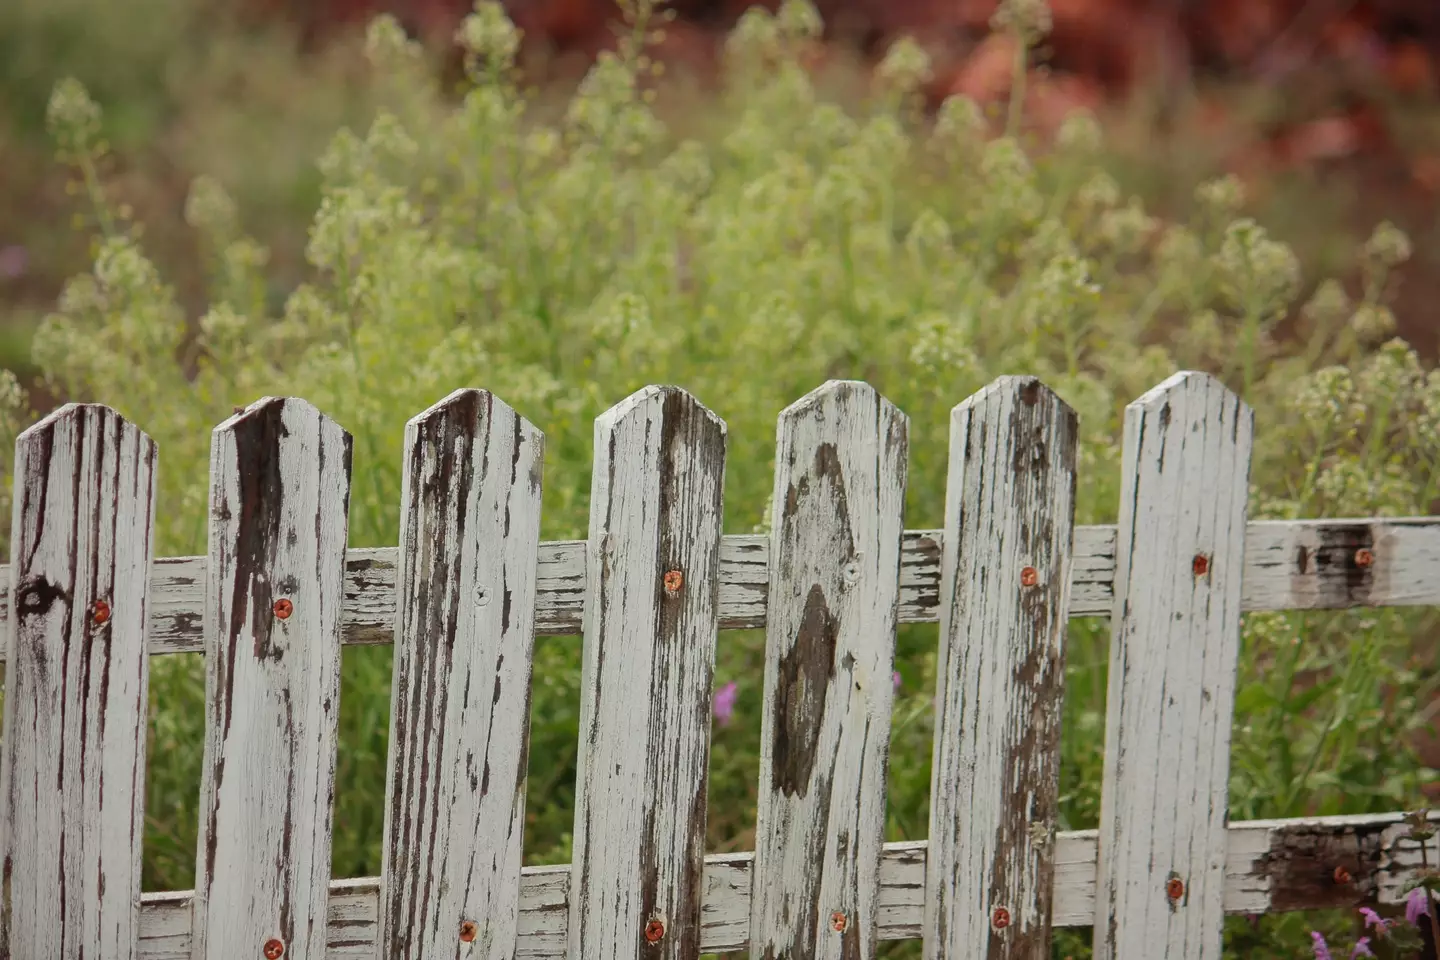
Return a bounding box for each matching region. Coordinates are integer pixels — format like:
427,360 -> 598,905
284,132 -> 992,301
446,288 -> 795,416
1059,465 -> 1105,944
1310,930 -> 1333,960
1195,174 -> 1245,217
1302,279 -> 1352,328
1358,907 -> 1388,934
1349,304 -> 1397,344
1056,111 -> 1102,154
991,0 -> 1053,44
893,671 -> 902,692
46,77 -> 101,154
877,37 -> 933,95
1362,221 -> 1412,270
1406,886 -> 1431,926
457,1 -> 521,71
1350,937 -> 1373,958
713,681 -> 738,726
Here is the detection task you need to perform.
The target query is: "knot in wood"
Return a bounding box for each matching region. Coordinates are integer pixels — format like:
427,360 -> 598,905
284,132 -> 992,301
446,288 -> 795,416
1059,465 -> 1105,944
262,939 -> 285,959
991,906 -> 1011,930
1333,865 -> 1352,885
1192,554 -> 1210,577
663,570 -> 684,595
1354,548 -> 1374,568
1020,566 -> 1038,587
830,911 -> 847,932
273,598 -> 293,620
1166,876 -> 1185,901
90,599 -> 111,625
644,919 -> 665,943
460,920 -> 478,942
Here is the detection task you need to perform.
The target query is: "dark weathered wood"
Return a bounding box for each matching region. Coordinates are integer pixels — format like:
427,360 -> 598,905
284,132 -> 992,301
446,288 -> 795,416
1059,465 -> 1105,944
1094,372 -> 1254,960
925,377 -> 1078,960
748,380 -> 909,960
0,403 -> 158,958
568,386 -> 727,960
380,389 -> 545,959
191,397 -> 353,960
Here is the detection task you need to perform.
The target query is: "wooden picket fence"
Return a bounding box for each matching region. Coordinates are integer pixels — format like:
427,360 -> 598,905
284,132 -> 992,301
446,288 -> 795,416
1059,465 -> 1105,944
0,371 -> 1435,960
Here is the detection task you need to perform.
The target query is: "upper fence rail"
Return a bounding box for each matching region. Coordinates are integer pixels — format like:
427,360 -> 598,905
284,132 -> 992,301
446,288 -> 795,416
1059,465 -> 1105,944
0,516 -> 1431,661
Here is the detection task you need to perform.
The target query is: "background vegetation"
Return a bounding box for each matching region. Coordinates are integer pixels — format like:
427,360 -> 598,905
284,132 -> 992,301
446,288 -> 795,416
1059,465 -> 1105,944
3,0 -> 1439,956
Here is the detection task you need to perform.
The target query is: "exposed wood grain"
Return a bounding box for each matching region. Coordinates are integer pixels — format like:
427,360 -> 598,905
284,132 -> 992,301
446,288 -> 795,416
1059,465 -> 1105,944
1094,372 -> 1254,960
190,397 -> 353,960
130,812 -> 1440,957
568,386 -> 726,960
0,516 -> 1432,656
0,403 -> 157,958
749,380 -> 908,960
925,377 -> 1078,960
379,389 -> 545,958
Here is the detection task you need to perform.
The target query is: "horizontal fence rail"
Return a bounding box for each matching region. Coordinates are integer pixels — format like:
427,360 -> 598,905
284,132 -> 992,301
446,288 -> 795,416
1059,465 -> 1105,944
0,517 -> 1432,659
0,372 -> 1435,960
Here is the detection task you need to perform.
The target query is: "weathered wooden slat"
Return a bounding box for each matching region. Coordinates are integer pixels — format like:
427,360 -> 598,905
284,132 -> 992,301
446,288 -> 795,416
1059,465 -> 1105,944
379,389 -> 545,958
191,397 -> 353,960
1094,372 -> 1254,960
568,386 -> 727,960
1,517 -> 1433,656
0,404 -> 158,958
130,812 -> 1440,957
925,377 -> 1078,960
749,380 -> 909,960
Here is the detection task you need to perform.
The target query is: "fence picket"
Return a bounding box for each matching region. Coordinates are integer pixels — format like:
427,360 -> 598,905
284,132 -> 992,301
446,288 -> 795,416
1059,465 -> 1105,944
924,377 -> 1078,959
749,380 -> 909,960
1094,372 -> 1253,960
379,389 -> 545,958
191,398 -> 353,960
568,386 -> 726,960
0,404 -> 157,958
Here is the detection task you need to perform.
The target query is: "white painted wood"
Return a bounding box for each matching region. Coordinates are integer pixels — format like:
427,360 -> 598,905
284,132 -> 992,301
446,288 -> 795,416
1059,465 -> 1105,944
129,811 -> 1440,956
379,388 -> 545,959
1,516 -> 1433,654
190,397 -> 353,960
1094,371 -> 1253,960
748,379 -> 908,960
0,403 -> 157,958
925,377 -> 1078,960
568,385 -> 726,960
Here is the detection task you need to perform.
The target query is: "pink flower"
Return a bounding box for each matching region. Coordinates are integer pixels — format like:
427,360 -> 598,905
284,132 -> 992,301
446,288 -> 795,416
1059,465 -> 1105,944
1350,937 -> 1373,958
1406,887 -> 1431,927
892,671 -> 901,692
1358,907 -> 1385,932
713,681 -> 738,726
1310,931 -> 1333,960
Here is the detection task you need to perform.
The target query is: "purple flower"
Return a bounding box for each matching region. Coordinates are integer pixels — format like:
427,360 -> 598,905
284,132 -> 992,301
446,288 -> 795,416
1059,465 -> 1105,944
1311,931 -> 1333,960
713,681 -> 738,726
1358,907 -> 1384,931
1350,937 -> 1373,958
892,671 -> 901,692
1406,886 -> 1431,927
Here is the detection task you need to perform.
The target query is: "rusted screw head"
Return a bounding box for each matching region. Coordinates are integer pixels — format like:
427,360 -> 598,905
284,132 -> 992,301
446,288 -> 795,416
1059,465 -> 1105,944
1354,548 -> 1374,568
644,919 -> 665,943
1333,866 -> 1352,885
1020,566 -> 1038,587
1192,554 -> 1210,577
992,906 -> 1011,930
830,911 -> 847,932
273,598 -> 293,620
263,939 -> 285,960
460,920 -> 478,942
662,570 -> 683,594
1166,877 -> 1185,901
91,599 -> 111,625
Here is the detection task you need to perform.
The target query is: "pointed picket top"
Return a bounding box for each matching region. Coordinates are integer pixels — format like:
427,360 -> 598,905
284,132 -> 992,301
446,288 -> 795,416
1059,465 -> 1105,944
750,378 -> 909,960
380,387 -> 545,960
569,384 -> 726,960
0,402 -> 158,960
1095,371 -> 1254,960
192,396 -> 354,960
924,375 -> 1078,960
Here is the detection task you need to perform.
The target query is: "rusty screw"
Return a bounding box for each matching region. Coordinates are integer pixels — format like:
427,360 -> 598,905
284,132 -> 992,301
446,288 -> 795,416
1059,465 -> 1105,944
1192,554 -> 1210,577
1333,866 -> 1352,885
663,570 -> 684,594
831,912 -> 847,932
644,919 -> 665,944
273,598 -> 293,620
1355,548 -> 1375,568
992,907 -> 1011,930
1020,566 -> 1038,587
1166,877 -> 1185,901
91,599 -> 111,625
459,920 -> 478,942
263,940 -> 285,960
